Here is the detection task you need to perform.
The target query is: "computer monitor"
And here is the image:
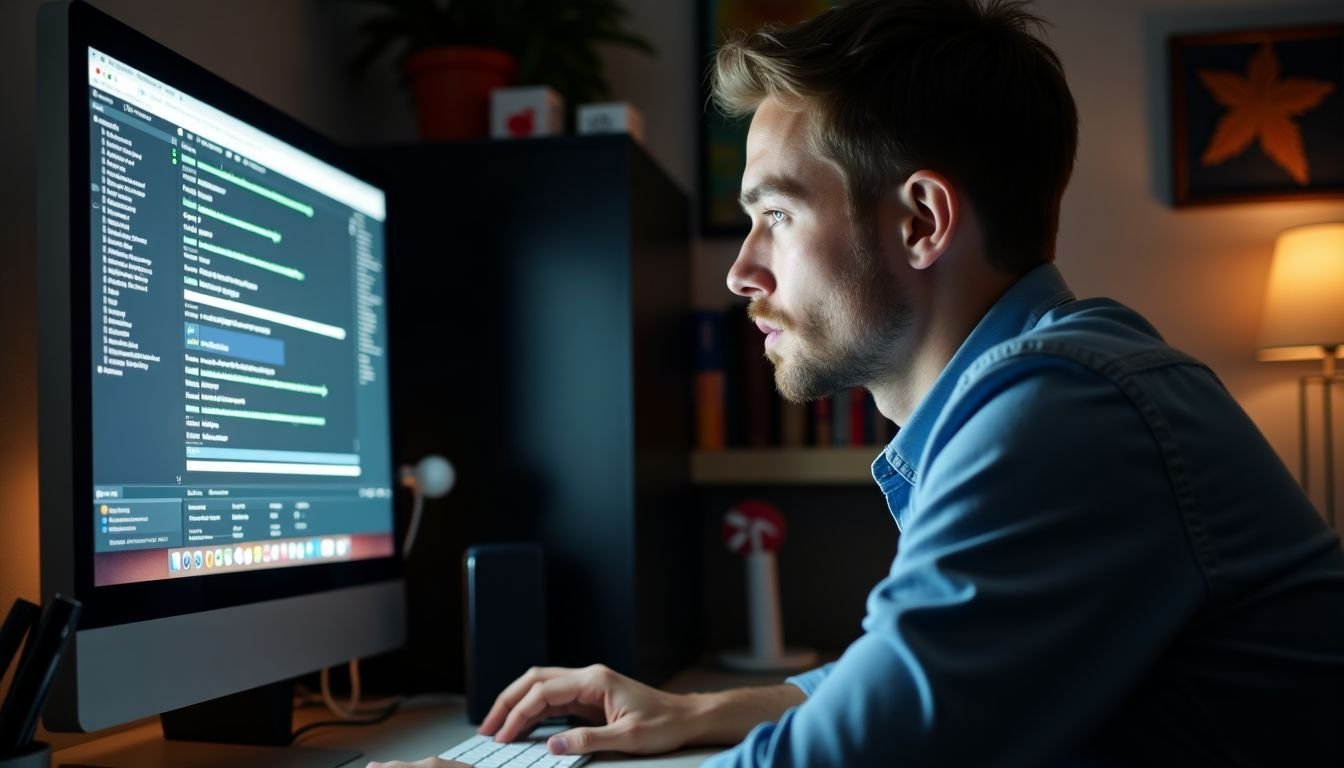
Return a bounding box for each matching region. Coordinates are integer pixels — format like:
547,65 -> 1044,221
36,0 -> 405,745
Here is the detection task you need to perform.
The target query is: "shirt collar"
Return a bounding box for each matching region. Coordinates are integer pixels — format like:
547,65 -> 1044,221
872,263 -> 1075,518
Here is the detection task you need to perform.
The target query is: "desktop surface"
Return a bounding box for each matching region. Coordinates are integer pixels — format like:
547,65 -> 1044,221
44,664 -> 789,767
48,694 -> 720,768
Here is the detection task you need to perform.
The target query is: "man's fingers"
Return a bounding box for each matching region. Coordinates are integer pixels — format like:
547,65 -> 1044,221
548,723 -> 631,756
495,675 -> 596,742
478,667 -> 570,735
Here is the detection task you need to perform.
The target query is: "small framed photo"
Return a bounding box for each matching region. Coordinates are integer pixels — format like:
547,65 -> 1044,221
1169,24 -> 1344,206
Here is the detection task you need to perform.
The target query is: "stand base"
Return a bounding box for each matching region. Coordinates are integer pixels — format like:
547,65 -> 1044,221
0,742 -> 50,768
51,740 -> 360,768
719,648 -> 818,673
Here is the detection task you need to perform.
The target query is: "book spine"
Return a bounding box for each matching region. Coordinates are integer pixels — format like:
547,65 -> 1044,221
812,397 -> 833,447
721,306 -> 742,446
692,310 -> 726,450
849,387 -> 867,446
779,399 -> 806,447
736,307 -> 775,447
832,389 -> 850,446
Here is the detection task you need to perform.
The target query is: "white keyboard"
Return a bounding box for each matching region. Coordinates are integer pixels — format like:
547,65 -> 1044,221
439,726 -> 590,767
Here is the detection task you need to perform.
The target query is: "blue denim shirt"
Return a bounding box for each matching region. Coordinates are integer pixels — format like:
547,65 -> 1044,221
704,264 -> 1344,767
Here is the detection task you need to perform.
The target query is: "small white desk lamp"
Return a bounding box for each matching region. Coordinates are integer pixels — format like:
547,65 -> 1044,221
1259,222 -> 1344,529
400,454 -> 456,555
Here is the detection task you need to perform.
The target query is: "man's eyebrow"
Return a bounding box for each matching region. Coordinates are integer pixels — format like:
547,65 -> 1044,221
739,176 -> 809,209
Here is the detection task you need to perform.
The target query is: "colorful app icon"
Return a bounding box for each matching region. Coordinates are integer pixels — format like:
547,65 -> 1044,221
234,547 -> 244,565
253,545 -> 263,564
170,551 -> 181,571
181,552 -> 191,571
306,540 -> 316,558
205,550 -> 214,569
194,551 -> 203,569
320,538 -> 335,558
244,547 -> 254,565
224,548 -> 233,566
336,538 -> 350,557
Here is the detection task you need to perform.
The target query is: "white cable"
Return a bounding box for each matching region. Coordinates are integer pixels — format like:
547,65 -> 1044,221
315,455 -> 453,720
320,659 -> 362,719
402,487 -> 426,556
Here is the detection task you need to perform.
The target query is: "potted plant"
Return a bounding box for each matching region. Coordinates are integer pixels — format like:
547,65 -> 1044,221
341,0 -> 654,140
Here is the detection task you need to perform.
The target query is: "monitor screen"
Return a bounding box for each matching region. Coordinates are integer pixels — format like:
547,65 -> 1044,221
85,46 -> 394,588
38,1 -> 406,735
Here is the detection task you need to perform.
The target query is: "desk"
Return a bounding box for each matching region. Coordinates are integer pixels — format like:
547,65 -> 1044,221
47,665 -> 789,768
46,696 -> 718,767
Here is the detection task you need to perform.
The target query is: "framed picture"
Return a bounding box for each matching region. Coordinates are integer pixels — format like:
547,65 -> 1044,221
1169,24 -> 1344,206
697,0 -> 832,237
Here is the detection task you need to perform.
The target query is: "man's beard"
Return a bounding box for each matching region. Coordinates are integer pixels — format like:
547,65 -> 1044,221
749,232 -> 911,403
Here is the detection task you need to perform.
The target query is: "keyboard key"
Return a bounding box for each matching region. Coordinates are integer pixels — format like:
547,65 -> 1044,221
436,730 -> 589,767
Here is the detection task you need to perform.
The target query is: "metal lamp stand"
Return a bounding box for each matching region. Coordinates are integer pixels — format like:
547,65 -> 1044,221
1300,347 -> 1340,529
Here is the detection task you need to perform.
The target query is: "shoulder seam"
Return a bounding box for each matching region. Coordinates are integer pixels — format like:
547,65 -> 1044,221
949,343 -> 1222,596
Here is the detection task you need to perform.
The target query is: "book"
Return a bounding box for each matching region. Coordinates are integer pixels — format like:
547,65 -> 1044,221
832,389 -> 851,446
849,387 -> 868,446
812,397 -> 833,447
692,310 -> 726,450
779,399 -> 806,447
735,307 -> 775,447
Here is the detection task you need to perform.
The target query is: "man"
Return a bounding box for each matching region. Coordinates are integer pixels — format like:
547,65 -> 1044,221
373,1 -> 1344,765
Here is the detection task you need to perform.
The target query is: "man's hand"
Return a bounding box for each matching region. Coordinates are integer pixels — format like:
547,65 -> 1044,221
478,664 -> 701,756
478,664 -> 807,757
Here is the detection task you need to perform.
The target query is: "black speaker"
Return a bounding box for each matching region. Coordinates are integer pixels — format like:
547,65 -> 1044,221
464,543 -> 547,724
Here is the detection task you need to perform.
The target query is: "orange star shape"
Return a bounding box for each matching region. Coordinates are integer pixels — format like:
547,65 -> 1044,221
1197,42 -> 1335,184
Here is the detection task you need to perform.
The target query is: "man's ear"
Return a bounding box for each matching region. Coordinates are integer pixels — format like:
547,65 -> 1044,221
898,171 -> 958,271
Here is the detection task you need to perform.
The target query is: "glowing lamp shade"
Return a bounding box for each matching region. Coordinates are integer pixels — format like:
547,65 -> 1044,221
1259,223 -> 1344,361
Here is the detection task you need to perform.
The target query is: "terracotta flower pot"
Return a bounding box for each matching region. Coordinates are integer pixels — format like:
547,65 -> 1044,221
404,46 -> 517,141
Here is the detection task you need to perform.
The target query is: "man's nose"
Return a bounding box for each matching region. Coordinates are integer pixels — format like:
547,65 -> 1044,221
727,231 -> 775,298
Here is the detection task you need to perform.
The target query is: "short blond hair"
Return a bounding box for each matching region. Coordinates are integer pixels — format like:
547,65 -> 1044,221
713,0 -> 1077,273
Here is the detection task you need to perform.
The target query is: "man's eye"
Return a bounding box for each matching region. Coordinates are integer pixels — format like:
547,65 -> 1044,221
767,210 -> 785,226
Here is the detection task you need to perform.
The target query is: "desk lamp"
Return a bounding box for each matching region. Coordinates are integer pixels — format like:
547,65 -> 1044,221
1258,222 -> 1344,529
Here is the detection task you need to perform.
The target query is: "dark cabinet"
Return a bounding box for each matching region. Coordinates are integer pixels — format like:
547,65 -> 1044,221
363,136 -> 696,691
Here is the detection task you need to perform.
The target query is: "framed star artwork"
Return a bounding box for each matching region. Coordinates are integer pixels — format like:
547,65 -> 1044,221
1169,24 -> 1344,206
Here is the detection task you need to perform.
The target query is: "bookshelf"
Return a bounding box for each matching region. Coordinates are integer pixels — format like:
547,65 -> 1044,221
691,447 -> 881,485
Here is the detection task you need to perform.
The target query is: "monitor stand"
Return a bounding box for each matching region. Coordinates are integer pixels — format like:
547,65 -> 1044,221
54,681 -> 361,768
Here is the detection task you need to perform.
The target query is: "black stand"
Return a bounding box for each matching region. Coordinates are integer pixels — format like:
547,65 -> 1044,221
161,681 -> 296,746
53,680 -> 365,768
0,742 -> 49,768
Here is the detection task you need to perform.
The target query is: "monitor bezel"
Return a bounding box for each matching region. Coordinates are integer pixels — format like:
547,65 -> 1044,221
43,0 -> 403,632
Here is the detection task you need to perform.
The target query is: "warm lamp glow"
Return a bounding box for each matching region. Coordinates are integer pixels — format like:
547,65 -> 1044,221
1259,222 -> 1344,355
